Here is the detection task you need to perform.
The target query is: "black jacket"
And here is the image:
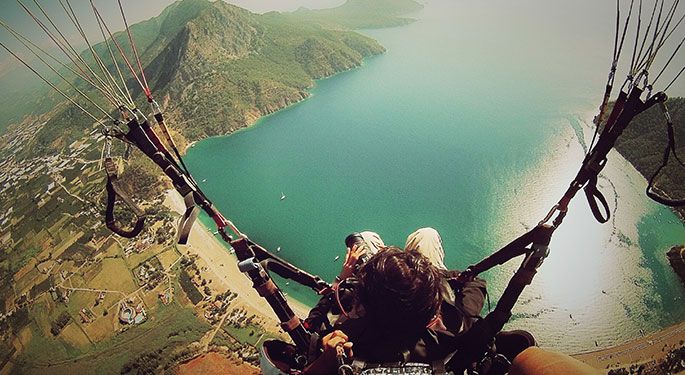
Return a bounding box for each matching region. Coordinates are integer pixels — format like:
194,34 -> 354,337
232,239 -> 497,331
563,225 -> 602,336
332,272 -> 488,364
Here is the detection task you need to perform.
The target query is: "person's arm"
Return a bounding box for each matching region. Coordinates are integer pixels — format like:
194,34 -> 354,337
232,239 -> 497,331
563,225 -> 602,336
336,244 -> 365,283
509,347 -> 602,375
302,330 -> 353,375
306,245 -> 366,332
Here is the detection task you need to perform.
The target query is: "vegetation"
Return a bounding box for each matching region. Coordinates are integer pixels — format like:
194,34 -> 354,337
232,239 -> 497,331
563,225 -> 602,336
14,297 -> 210,374
14,0 -> 395,155
179,268 -> 203,305
118,155 -> 167,202
0,0 -> 423,373
614,97 -> 685,219
50,312 -> 72,336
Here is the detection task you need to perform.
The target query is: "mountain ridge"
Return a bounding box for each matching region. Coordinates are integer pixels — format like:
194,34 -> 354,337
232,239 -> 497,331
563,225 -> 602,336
27,0 -> 404,152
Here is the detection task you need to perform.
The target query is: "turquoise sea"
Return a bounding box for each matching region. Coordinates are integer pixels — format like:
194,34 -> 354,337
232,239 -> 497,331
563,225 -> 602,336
185,0 -> 685,353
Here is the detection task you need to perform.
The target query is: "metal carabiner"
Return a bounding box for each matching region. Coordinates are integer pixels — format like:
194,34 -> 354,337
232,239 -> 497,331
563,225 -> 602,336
104,136 -> 113,159
539,204 -> 568,228
538,204 -> 559,226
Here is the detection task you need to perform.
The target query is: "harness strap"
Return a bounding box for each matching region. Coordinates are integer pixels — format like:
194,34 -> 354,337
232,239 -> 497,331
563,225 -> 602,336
123,117 -> 208,244
256,279 -> 279,297
104,157 -> 145,238
510,268 -> 538,286
646,102 -> 685,206
281,315 -> 301,332
583,175 -> 611,223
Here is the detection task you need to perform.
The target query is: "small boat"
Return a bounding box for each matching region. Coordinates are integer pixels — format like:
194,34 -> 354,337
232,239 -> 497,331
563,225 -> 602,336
602,290 -> 607,295
213,231 -> 219,235
202,179 -> 207,183
595,340 -> 599,347
280,192 -> 286,201
285,282 -> 290,286
276,246 -> 281,252
334,255 -> 340,262
569,314 -> 573,319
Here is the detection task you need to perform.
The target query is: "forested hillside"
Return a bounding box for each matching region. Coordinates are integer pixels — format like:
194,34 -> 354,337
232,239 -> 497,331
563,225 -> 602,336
22,0 -> 391,156
615,97 -> 685,219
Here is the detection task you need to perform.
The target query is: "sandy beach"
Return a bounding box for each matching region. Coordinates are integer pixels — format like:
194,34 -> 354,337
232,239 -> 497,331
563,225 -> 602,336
573,320 -> 685,370
163,191 -> 312,324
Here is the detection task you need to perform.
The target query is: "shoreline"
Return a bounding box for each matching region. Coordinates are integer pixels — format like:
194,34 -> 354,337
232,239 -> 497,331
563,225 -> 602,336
572,320 -> 685,370
181,54 -> 384,155
163,190 -> 311,320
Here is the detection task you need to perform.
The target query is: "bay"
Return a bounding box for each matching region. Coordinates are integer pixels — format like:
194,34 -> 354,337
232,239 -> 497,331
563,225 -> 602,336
185,0 -> 685,353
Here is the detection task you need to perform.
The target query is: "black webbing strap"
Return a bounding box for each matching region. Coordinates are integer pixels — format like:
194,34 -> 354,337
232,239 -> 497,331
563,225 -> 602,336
557,88 -> 667,224
446,225 -> 553,372
578,89 -> 642,222
646,102 -> 685,206
123,117 -> 207,243
232,238 -> 312,352
104,157 -> 146,238
584,175 -> 611,223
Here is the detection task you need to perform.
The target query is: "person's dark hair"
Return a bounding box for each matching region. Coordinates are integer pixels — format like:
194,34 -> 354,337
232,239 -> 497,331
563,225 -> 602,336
356,246 -> 441,335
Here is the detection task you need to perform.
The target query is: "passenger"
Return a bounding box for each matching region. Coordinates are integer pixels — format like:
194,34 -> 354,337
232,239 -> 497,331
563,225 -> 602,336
404,228 -> 536,363
303,231 -> 385,331
337,231 -> 386,282
405,227 -> 447,270
304,247 -> 441,374
308,227 -> 486,340
304,236 -> 535,374
405,227 -> 486,333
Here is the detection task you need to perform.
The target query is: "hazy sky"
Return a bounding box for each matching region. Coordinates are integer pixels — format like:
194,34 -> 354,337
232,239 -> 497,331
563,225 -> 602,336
0,0 -> 683,94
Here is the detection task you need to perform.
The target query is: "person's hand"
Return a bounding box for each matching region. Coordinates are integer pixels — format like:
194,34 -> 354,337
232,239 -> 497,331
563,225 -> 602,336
322,330 -> 353,361
339,244 -> 366,281
303,330 -> 353,374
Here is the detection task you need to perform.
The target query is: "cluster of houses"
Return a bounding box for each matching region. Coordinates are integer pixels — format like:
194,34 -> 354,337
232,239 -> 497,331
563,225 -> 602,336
123,234 -> 155,257
48,286 -> 71,304
135,261 -> 163,288
202,291 -> 237,324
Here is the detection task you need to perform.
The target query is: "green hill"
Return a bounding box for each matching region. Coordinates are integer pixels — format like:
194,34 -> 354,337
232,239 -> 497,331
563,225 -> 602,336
615,97 -> 685,219
24,0 -> 403,154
